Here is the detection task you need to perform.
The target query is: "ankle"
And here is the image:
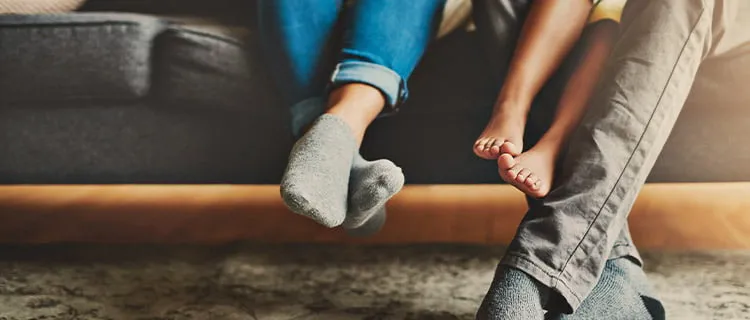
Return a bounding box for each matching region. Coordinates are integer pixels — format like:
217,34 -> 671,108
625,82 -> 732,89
532,134 -> 566,157
324,108 -> 368,145
325,84 -> 385,144
328,83 -> 385,114
492,100 -> 530,123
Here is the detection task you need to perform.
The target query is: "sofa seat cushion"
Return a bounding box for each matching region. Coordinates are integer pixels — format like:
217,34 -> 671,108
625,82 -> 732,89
0,13 -> 164,103
0,102 -> 292,183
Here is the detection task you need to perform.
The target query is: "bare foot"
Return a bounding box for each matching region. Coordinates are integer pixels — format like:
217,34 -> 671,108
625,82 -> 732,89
474,110 -> 526,160
497,144 -> 558,198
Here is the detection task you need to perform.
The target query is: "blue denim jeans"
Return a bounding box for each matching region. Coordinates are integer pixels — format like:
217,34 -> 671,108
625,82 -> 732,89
258,0 -> 446,136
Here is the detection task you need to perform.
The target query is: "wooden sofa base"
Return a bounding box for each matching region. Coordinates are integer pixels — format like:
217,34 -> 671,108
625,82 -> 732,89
0,183 -> 747,249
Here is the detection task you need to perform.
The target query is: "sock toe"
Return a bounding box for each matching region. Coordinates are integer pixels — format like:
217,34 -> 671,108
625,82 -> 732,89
344,206 -> 387,237
280,114 -> 356,227
345,155 -> 404,231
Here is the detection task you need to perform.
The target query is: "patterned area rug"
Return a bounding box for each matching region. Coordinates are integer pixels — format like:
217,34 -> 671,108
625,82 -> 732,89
0,244 -> 748,319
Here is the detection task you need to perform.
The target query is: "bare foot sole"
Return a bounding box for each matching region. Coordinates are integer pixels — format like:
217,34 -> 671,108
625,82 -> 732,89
497,149 -> 555,198
474,113 -> 525,160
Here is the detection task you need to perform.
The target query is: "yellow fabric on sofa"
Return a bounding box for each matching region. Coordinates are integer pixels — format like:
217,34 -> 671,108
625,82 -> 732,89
0,0 -> 85,13
590,0 -> 627,24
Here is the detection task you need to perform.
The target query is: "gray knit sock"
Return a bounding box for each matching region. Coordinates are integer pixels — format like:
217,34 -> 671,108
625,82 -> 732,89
343,153 -> 404,234
476,266 -> 548,320
280,114 -> 356,227
555,258 -> 664,320
344,206 -> 388,237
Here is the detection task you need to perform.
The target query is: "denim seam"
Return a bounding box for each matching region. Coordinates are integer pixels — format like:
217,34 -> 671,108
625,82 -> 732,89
555,6 -> 706,282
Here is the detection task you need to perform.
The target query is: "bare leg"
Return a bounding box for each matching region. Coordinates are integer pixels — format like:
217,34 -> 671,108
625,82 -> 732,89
499,21 -> 619,198
474,0 -> 591,159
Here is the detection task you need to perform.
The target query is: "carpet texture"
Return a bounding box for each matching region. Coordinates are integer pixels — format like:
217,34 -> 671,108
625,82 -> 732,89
0,244 -> 747,319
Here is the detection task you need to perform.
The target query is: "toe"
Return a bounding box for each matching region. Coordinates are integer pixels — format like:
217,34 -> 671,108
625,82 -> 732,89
474,138 -> 490,157
483,138 -> 496,152
500,141 -> 522,156
489,140 -> 503,157
473,138 -> 486,150
498,164 -> 515,182
497,154 -> 515,170
532,178 -> 543,191
529,181 -> 547,198
505,164 -> 522,180
525,173 -> 538,189
515,168 -> 531,183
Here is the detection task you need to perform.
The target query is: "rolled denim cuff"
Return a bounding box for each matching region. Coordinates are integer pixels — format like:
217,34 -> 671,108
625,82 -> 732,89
330,61 -> 407,112
290,96 -> 326,138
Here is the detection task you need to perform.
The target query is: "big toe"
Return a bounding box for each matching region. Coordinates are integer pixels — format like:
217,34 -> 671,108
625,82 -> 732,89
500,141 -> 522,156
497,153 -> 515,170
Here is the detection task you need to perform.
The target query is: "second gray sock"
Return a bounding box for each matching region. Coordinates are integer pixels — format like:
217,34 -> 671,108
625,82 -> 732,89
280,114 -> 356,228
557,258 -> 663,320
343,153 -> 404,233
344,206 -> 388,237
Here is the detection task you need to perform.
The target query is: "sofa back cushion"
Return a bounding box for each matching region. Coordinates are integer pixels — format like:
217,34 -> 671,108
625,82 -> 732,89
0,14 -> 165,104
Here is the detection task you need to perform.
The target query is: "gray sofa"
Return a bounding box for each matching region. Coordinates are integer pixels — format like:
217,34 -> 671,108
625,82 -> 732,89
1,0 -> 748,186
